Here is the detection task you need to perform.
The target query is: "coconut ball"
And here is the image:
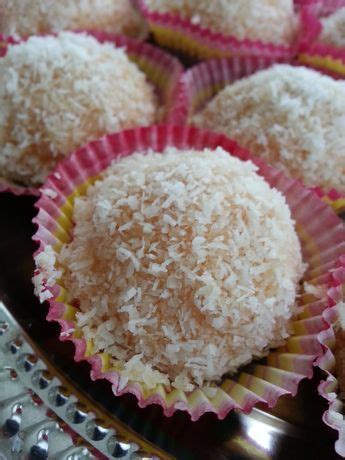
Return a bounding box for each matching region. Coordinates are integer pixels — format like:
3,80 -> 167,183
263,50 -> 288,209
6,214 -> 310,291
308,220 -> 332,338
0,0 -> 146,39
0,32 -> 157,186
146,0 -> 297,45
193,65 -> 345,193
36,147 -> 304,391
320,7 -> 345,47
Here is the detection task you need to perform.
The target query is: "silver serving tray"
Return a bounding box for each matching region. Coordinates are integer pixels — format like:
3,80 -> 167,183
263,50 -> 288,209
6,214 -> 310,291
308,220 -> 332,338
0,193 -> 341,460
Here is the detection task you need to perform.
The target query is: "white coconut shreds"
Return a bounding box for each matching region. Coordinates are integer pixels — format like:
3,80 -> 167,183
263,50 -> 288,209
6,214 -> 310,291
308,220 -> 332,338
0,0 -> 146,39
34,246 -> 62,302
146,0 -> 297,45
193,65 -> 345,193
320,7 -> 345,47
0,32 -> 157,186
33,147 -> 305,391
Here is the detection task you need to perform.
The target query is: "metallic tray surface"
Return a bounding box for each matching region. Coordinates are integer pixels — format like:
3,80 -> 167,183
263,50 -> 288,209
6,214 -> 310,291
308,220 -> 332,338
0,193 -> 341,460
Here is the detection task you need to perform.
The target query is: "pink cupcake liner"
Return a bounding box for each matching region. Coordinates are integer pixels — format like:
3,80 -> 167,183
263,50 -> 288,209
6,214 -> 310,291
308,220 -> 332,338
297,3 -> 345,78
312,187 -> 345,215
32,124 -> 345,421
137,0 -> 301,62
0,180 -> 39,197
314,256 -> 345,457
0,32 -> 183,196
176,57 -> 345,210
172,56 -> 292,124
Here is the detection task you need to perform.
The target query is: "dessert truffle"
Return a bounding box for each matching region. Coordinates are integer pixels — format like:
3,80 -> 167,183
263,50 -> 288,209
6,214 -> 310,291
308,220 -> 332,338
146,0 -> 297,45
36,147 -> 304,391
0,0 -> 146,39
193,65 -> 345,193
0,32 -> 157,186
320,7 -> 345,47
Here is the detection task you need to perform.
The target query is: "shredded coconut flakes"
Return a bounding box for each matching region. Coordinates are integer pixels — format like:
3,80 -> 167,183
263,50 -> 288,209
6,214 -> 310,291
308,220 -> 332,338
0,32 -> 157,186
146,0 -> 297,44
193,65 -> 345,193
0,0 -> 146,39
42,188 -> 57,199
34,147 -> 304,391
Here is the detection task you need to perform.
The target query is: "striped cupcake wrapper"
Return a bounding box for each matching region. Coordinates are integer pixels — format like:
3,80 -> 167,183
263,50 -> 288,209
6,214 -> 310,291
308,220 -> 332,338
315,256 -> 345,457
32,124 -> 345,421
296,3 -> 345,78
137,0 -> 299,62
0,32 -> 183,196
174,57 -> 345,214
172,56 -> 291,123
0,179 -> 39,197
312,187 -> 345,215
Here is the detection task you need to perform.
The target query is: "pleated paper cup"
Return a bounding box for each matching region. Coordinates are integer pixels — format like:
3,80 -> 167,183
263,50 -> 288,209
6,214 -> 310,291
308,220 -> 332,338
172,56 -> 291,124
137,0 -> 300,62
315,256 -> 345,457
0,32 -> 183,196
176,57 -> 345,214
297,3 -> 345,78
0,179 -> 39,197
32,124 -> 345,421
312,188 -> 345,215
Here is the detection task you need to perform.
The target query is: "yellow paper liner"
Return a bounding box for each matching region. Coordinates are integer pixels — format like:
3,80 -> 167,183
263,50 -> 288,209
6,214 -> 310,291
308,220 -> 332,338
297,3 -> 345,78
315,256 -> 345,457
137,0 -> 300,62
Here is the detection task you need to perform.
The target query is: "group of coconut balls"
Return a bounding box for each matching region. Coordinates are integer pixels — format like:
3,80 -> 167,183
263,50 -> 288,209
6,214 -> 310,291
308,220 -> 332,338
0,0 -> 344,194
0,0 -> 343,192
